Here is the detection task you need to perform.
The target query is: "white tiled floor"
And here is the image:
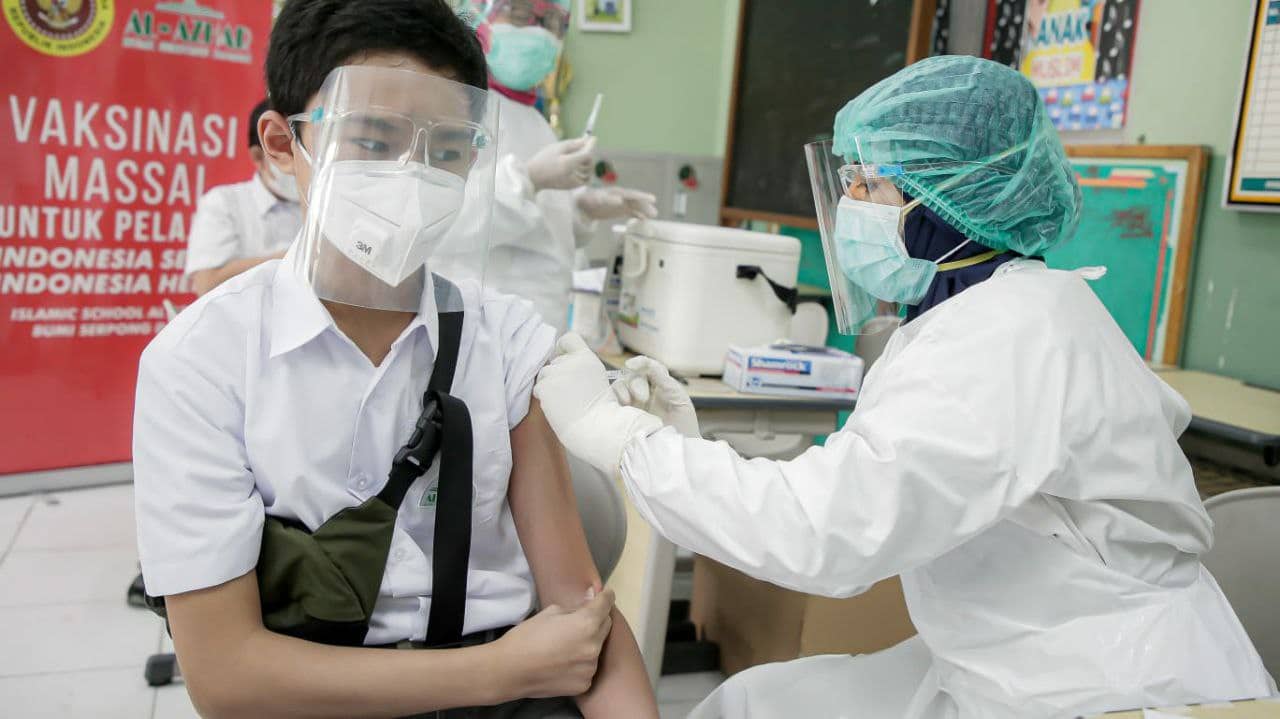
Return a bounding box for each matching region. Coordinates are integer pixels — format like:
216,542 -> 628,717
0,492 -> 34,553
0,667 -> 157,719
0,485 -> 197,718
10,484 -> 137,552
0,484 -> 722,718
657,672 -> 724,718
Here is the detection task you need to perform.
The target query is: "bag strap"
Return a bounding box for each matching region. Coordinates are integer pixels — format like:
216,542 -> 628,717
378,280 -> 466,509
377,276 -> 473,647
736,264 -> 798,313
423,390 -> 472,646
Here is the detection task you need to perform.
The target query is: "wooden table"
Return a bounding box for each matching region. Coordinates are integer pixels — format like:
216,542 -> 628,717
1081,696 -> 1280,718
1156,369 -> 1280,466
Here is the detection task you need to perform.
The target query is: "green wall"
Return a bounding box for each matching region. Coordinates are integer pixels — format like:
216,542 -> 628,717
559,0 -> 738,155
1115,1 -> 1280,387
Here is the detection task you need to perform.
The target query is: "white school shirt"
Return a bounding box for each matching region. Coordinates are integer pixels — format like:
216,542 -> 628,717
133,253 -> 556,642
184,174 -> 303,275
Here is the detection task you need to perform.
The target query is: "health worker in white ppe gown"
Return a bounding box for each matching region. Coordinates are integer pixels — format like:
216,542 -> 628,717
471,0 -> 657,332
533,56 -> 1276,718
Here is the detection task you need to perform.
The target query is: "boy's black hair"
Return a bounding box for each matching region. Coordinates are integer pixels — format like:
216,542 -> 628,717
267,0 -> 488,118
248,99 -> 269,149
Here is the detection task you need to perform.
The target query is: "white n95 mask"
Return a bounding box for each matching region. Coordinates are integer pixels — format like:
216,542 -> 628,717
314,161 -> 467,287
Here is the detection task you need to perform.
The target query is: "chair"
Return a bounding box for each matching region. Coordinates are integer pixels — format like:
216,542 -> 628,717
1200,486 -> 1280,679
568,452 -> 628,580
853,315 -> 901,369
142,456 -> 630,686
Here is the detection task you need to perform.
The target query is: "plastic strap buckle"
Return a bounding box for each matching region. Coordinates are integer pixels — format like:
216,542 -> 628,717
391,395 -> 443,476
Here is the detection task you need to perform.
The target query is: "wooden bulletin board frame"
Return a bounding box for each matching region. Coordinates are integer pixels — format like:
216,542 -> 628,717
718,0 -> 938,229
1062,144 -> 1209,366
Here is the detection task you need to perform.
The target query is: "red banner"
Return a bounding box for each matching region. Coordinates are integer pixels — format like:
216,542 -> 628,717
1,0 -> 272,475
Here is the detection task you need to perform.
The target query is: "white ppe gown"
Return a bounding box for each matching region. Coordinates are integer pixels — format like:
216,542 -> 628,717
619,261 -> 1276,718
487,95 -> 589,333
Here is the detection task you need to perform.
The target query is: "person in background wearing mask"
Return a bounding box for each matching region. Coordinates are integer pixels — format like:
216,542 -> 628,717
473,0 -> 657,332
534,56 -> 1275,718
184,99 -> 304,296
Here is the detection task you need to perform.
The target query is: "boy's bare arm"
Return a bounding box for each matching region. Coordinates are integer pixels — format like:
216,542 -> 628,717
508,399 -> 661,719
165,570 -> 503,718
165,567 -> 611,718
190,251 -> 285,295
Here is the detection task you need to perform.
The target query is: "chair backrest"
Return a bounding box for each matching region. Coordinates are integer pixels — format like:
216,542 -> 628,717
568,453 -> 628,581
854,315 -> 901,369
789,303 -> 829,347
1201,486 -> 1280,679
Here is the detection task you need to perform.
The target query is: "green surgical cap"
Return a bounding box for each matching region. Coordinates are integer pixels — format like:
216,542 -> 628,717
833,56 -> 1081,256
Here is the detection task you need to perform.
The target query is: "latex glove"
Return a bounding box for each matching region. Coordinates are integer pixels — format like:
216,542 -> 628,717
534,333 -> 663,475
527,136 -> 596,192
576,186 -> 659,221
612,356 -> 700,438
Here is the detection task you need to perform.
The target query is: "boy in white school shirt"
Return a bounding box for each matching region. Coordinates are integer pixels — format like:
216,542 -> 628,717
131,1 -> 657,717
184,99 -> 304,296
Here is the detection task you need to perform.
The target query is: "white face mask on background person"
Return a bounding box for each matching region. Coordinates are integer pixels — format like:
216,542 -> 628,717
312,160 -> 467,287
261,158 -> 301,202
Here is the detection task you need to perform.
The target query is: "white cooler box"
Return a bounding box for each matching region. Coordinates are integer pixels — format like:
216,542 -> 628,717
616,221 -> 801,376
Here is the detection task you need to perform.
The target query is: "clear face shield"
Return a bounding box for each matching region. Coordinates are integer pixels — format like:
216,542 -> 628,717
805,138 -> 1006,335
288,66 -> 499,312
806,139 -> 907,335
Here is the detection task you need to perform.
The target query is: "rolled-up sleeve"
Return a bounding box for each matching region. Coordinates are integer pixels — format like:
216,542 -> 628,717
132,333 -> 263,597
489,295 -> 556,429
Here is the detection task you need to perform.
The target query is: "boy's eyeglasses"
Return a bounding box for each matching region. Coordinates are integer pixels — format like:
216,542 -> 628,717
287,107 -> 490,177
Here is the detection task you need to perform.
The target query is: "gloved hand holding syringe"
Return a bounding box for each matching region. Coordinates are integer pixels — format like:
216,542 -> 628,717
572,94 -> 659,220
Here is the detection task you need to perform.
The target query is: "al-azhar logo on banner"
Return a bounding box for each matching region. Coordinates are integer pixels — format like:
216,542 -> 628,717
4,0 -> 115,57
121,0 -> 254,64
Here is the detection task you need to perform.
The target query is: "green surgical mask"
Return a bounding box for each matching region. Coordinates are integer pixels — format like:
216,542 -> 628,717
487,23 -> 561,91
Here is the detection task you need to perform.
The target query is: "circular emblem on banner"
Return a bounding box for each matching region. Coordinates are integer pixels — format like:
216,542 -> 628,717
4,0 -> 115,57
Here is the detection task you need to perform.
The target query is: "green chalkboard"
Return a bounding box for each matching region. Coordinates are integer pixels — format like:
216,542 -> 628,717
1044,148 -> 1208,366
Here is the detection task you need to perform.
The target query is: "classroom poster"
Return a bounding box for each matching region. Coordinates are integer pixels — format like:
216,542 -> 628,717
0,0 -> 272,475
1018,0 -> 1139,131
1225,0 -> 1280,211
